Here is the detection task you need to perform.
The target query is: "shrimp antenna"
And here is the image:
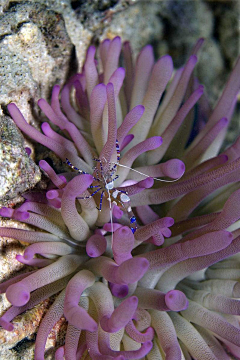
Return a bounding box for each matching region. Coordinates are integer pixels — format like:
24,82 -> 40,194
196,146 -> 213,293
110,162 -> 184,183
102,172 -> 114,246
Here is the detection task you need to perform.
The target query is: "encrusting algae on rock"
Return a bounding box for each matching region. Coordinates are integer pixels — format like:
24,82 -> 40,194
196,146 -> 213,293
0,36 -> 240,360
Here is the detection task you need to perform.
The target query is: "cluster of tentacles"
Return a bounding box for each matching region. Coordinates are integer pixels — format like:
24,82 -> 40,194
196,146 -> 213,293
0,37 -> 240,360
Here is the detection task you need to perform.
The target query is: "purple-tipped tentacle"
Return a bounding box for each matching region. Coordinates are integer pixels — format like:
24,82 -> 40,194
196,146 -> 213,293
0,271 -> 36,294
61,174 -> 93,241
0,276 -> 70,332
143,230 -> 233,272
39,160 -> 67,188
61,75 -> 89,129
128,159 -> 185,181
103,222 -> 123,232
108,67 -> 125,98
131,156 -> 240,206
125,320 -> 154,343
165,290 -> 189,311
167,157 -> 240,221
100,296 -> 138,333
84,46 -> 99,98
41,122 -> 78,156
156,234 -> 240,292
55,346 -> 64,360
23,241 -> 73,260
112,205 -> 123,219
135,217 -> 174,243
104,36 -> 122,84
16,254 -> 53,268
130,45 -> 154,109
120,134 -> 134,151
64,270 -> 97,331
99,38 -> 111,70
100,82 -> 117,168
86,234 -> 107,257
147,85 -> 204,164
86,256 -> 149,285
109,282 -> 129,298
130,55 -> 173,149
46,189 -> 63,200
89,83 -> 107,153
119,177 -> 154,196
117,136 -> 163,184
8,102 -> 91,172
117,105 -> 145,147
112,226 -> 134,265
150,55 -> 198,137
135,288 -> 188,311
6,255 -> 83,306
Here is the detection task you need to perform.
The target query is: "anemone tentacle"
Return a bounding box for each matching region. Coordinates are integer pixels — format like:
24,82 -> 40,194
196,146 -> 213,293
0,37 -> 239,360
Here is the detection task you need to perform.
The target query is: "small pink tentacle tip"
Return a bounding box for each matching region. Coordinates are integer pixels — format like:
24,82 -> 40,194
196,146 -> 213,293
164,217 -> 174,227
39,159 -> 49,171
164,159 -> 185,179
161,227 -> 172,238
101,296 -> 138,333
112,205 -> 123,219
139,177 -> 154,189
109,282 -> 129,298
23,247 -> 34,260
0,207 -> 14,218
0,318 -> 14,331
142,340 -> 153,352
120,134 -> 134,151
103,223 -> 122,232
41,122 -> 51,134
165,290 -> 189,311
13,210 -> 29,221
48,198 -> 61,208
25,147 -> 31,156
86,234 -> 107,257
143,327 -> 154,341
6,283 -> 30,306
117,226 -> 130,236
58,175 -> 67,183
117,257 -> 149,284
150,233 -> 164,246
46,190 -> 59,199
55,346 -> 65,360
152,136 -> 163,148
65,307 -> 98,332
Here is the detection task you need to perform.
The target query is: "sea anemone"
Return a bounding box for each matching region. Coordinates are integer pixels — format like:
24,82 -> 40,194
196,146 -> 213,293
0,36 -> 240,360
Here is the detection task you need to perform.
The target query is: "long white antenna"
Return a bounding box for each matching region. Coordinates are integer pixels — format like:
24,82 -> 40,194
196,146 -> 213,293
103,172 -> 114,246
111,162 -> 184,183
